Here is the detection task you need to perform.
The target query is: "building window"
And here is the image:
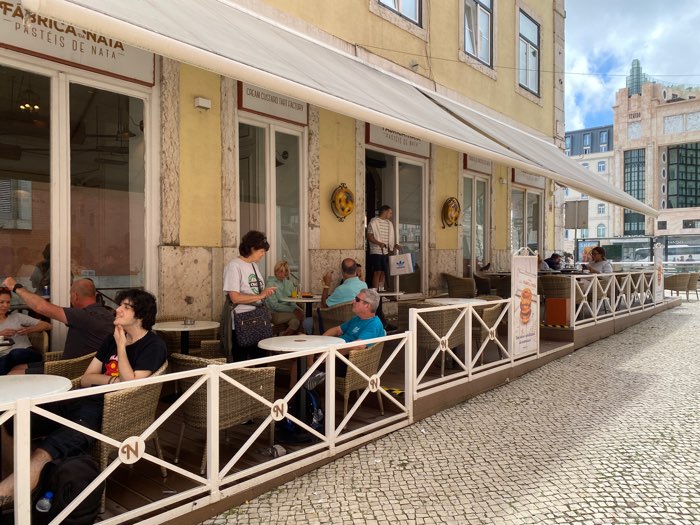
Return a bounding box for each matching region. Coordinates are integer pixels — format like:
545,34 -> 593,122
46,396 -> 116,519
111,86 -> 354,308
623,148 -> 646,235
462,173 -> 490,276
563,187 -> 569,197
581,163 -> 589,169
379,0 -> 420,24
597,203 -> 605,214
511,187 -> 541,253
657,221 -> 667,230
565,136 -> 571,149
464,0 -> 492,66
583,146 -> 591,154
599,144 -> 608,152
580,194 -> 588,199
583,133 -> 591,147
597,224 -> 606,237
518,11 -> 539,94
597,161 -> 606,173
682,219 -> 700,229
599,130 -> 608,144
667,142 -> 700,210
580,228 -> 589,238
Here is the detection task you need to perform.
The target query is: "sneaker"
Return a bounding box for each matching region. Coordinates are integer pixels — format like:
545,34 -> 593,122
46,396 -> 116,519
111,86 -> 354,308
304,371 -> 326,390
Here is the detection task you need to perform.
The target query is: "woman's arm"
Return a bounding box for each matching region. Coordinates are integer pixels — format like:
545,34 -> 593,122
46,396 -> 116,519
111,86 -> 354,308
228,288 -> 276,305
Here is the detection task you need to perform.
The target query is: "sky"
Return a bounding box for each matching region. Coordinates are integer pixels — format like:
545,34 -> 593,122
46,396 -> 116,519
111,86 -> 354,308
564,0 -> 700,132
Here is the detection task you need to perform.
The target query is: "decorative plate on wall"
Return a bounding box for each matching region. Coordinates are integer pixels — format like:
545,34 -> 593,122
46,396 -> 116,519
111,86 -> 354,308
441,197 -> 461,228
331,183 -> 354,222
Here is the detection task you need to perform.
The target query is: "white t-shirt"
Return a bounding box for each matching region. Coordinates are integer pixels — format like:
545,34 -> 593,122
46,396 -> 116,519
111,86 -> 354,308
223,258 -> 265,316
587,259 -> 613,274
0,311 -> 40,355
368,217 -> 394,255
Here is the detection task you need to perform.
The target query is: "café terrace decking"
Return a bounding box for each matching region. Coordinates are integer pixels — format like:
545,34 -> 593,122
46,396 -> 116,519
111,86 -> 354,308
2,271 -> 682,525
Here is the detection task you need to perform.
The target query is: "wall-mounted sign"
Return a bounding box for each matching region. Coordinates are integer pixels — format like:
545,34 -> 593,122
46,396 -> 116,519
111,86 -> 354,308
366,124 -> 430,158
0,2 -> 154,86
464,154 -> 492,174
513,169 -> 545,189
239,83 -> 308,126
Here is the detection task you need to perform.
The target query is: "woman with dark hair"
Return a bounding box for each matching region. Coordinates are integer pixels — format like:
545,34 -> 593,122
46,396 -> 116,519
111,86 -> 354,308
223,230 -> 276,361
0,288 -> 166,500
586,247 -> 613,274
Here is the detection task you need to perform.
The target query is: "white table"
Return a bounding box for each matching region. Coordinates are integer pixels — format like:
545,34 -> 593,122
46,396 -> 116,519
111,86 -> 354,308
425,297 -> 489,306
0,374 -> 72,404
280,295 -> 322,317
152,320 -> 220,354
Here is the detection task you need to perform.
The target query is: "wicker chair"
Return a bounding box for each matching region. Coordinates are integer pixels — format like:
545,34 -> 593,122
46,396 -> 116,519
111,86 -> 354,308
27,331 -> 49,354
398,302 -> 465,373
473,272 -> 492,295
169,353 -> 275,475
313,301 -> 354,335
95,361 -> 169,512
44,352 -> 96,380
335,342 -> 385,418
441,273 -> 476,298
665,273 -> 691,300
472,304 -> 504,364
686,272 -> 699,300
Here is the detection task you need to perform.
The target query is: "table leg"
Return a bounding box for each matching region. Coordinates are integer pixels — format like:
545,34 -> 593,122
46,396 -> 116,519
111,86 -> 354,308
180,332 -> 190,355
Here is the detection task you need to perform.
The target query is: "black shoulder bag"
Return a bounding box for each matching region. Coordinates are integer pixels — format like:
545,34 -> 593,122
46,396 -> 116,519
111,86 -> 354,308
233,265 -> 273,347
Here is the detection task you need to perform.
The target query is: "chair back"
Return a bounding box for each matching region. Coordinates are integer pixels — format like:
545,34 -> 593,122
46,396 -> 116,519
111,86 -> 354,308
340,342 -> 384,396
313,301 -> 354,334
686,272 -> 699,292
398,301 -> 465,360
44,352 -> 96,381
441,273 -> 476,298
169,353 -> 275,431
538,275 -> 584,303
28,331 -> 49,354
665,273 -> 690,293
478,304 -> 502,342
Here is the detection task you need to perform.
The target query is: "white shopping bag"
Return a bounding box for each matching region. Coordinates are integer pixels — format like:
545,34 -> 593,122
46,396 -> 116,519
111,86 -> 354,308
388,252 -> 414,276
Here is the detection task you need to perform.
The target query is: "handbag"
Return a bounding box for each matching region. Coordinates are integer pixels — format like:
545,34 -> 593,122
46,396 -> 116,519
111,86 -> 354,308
388,251 -> 414,276
233,264 -> 272,347
233,306 -> 273,347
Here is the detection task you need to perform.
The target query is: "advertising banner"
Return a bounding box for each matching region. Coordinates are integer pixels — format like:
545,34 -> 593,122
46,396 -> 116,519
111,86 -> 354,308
510,254 -> 539,357
654,243 -> 664,303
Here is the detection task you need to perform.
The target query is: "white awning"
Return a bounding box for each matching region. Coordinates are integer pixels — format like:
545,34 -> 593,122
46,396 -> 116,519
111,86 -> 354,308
22,0 -> 656,216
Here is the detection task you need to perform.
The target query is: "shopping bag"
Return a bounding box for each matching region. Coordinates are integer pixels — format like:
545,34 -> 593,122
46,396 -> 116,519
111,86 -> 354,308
388,252 -> 414,276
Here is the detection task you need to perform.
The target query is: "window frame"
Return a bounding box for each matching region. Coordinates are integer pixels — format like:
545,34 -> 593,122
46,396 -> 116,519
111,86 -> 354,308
378,0 -> 422,25
518,9 -> 540,95
461,170 -> 491,277
463,0 -> 493,67
597,203 -> 606,214
596,223 -> 606,237
597,161 -> 606,173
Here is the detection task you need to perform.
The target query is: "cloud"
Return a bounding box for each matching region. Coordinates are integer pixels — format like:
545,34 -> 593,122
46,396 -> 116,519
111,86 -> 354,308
565,0 -> 700,131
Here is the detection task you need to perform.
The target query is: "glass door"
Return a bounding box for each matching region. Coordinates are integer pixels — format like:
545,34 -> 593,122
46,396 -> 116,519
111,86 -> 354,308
462,174 -> 489,276
511,187 -> 542,253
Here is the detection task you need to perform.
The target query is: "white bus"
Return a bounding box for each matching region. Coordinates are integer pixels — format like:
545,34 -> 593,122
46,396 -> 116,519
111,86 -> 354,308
633,245 -> 700,262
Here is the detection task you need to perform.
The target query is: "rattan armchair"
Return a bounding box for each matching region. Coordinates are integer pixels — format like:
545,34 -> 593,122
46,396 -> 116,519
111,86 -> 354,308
95,361 -> 169,512
472,305 -> 504,365
27,331 -> 49,354
665,273 -> 691,300
335,342 -> 385,418
169,353 -> 275,475
441,273 -> 476,298
313,301 -> 354,334
686,272 -> 699,300
44,352 -> 96,380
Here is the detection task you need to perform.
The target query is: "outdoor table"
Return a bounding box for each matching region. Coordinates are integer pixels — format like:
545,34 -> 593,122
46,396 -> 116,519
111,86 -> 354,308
151,320 -> 220,355
258,335 -> 344,423
280,295 -> 322,318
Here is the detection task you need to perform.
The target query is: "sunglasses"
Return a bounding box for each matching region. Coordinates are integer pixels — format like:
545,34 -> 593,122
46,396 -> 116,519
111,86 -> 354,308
354,296 -> 368,304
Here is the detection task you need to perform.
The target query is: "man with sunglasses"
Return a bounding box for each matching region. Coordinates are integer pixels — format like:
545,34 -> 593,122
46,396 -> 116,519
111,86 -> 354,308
306,288 -> 384,389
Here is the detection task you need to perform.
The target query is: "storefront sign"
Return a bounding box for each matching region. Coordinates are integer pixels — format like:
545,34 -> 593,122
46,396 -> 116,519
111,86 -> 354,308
510,254 -> 539,357
653,243 -> 664,303
513,169 -> 545,189
239,83 -> 308,125
0,1 -> 154,85
366,124 -> 430,158
464,154 -> 492,174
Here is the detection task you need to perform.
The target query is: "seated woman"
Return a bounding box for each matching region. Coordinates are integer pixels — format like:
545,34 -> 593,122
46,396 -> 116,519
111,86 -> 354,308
0,288 -> 167,501
0,287 -> 52,375
265,260 -> 304,336
586,247 -> 613,274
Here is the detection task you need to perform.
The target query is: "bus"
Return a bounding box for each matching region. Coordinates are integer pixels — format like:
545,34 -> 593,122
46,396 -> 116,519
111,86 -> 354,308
633,245 -> 700,262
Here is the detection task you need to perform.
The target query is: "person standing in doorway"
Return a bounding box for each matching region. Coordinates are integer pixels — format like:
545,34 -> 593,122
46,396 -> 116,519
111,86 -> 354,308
367,205 -> 400,291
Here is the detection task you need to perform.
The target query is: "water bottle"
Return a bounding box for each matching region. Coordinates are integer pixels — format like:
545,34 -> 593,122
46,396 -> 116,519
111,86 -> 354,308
35,491 -> 53,512
42,285 -> 50,298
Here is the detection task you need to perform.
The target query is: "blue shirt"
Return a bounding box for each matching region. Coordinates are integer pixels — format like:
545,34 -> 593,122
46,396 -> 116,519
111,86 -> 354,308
326,276 -> 368,307
339,315 -> 385,344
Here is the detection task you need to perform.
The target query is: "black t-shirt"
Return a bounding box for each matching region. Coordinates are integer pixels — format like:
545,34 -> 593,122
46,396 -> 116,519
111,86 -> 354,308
95,331 -> 167,378
63,303 -> 115,359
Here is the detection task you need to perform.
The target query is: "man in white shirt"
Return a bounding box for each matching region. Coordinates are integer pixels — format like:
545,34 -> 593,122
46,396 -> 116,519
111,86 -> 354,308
367,205 -> 400,291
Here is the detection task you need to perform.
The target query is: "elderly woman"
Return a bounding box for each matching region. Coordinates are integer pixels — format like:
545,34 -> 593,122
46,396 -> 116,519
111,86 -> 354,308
223,230 -> 277,361
586,246 -> 613,274
0,287 -> 52,375
0,288 -> 167,500
266,260 -> 304,336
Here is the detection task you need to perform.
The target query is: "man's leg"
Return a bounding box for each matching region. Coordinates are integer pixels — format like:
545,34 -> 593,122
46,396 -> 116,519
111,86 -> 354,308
0,448 -> 52,498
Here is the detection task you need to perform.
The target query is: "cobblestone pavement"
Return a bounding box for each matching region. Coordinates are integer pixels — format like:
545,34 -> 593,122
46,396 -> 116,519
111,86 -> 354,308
202,300 -> 700,525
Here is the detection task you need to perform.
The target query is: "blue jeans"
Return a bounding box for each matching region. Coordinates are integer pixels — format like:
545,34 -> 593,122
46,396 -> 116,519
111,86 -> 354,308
0,347 -> 42,375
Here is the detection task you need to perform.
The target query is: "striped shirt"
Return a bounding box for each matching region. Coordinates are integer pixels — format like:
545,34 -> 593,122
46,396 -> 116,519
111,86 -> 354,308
368,217 -> 393,255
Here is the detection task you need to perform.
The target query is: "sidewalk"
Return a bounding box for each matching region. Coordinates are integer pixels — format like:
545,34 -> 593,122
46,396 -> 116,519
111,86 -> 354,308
202,299 -> 700,524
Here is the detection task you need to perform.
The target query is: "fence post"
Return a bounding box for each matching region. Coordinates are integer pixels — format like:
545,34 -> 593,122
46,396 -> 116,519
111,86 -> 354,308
207,364 -> 221,500
407,309 -> 416,423
14,398 -> 32,525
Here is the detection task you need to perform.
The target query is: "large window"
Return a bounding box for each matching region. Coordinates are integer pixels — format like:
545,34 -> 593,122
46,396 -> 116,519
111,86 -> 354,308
597,203 -> 606,214
379,0 -> 420,24
462,174 -> 489,276
667,142 -> 700,209
511,187 -> 541,253
597,161 -> 606,173
239,122 -> 302,279
597,224 -> 606,237
464,0 -> 492,66
518,10 -> 539,94
623,148 -> 645,235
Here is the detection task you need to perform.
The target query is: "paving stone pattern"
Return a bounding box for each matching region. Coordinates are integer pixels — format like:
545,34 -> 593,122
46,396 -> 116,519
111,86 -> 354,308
202,301 -> 700,524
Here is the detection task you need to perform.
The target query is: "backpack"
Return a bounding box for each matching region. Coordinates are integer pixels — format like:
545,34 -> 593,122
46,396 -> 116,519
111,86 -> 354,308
31,455 -> 104,525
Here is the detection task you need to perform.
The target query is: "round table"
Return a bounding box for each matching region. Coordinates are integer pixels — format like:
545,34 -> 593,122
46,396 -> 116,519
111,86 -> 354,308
0,374 -> 72,404
425,297 -> 489,306
280,295 -> 322,318
151,320 -> 220,354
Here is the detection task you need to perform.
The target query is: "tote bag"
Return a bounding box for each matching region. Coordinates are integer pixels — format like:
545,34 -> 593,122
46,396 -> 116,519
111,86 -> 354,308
388,252 -> 414,276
